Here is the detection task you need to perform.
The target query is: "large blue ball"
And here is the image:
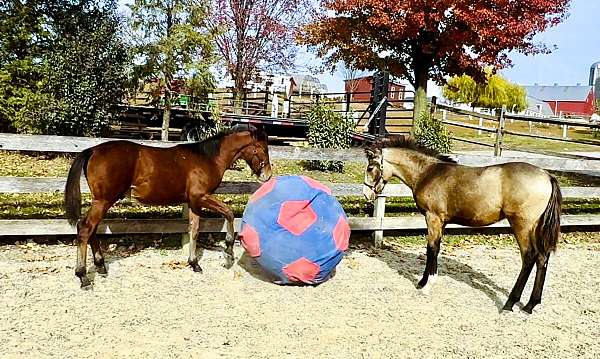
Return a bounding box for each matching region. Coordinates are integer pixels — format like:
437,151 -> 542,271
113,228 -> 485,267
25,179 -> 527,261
240,175 -> 350,284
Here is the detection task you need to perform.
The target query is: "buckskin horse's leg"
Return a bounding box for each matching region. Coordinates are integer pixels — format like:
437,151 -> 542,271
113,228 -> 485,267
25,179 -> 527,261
190,194 -> 236,269
187,211 -> 203,272
503,225 -> 536,311
417,212 -> 443,290
522,253 -> 550,314
75,199 -> 111,289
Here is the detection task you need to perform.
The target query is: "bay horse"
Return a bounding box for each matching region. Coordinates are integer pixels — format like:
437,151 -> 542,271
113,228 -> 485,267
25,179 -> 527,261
362,136 -> 562,313
64,124 -> 272,289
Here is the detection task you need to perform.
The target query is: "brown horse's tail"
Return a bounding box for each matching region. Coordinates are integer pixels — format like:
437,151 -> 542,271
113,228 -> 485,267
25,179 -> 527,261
535,175 -> 562,255
65,149 -> 92,226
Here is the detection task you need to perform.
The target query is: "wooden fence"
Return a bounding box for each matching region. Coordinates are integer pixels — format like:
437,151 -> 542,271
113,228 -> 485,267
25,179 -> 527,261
2,133 -> 600,246
432,101 -> 600,159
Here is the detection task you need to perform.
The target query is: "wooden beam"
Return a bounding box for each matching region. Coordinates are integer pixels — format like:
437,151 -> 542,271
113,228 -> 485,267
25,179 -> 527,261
1,214 -> 599,236
0,176 -> 598,198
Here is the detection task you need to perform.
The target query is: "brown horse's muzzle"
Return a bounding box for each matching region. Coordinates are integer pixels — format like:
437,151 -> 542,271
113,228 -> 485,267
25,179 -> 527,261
258,164 -> 273,182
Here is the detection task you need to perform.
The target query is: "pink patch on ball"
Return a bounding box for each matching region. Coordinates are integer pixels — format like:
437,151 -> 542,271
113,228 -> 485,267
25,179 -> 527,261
332,216 -> 350,251
300,176 -> 332,195
282,257 -> 320,283
249,178 -> 277,203
277,200 -> 317,236
239,224 -> 261,257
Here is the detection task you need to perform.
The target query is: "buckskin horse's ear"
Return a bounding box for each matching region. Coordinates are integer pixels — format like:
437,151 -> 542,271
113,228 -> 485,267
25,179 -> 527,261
364,147 -> 376,159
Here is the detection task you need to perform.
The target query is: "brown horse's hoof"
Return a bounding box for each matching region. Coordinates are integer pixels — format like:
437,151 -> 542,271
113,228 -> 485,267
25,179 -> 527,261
223,254 -> 234,269
80,277 -> 93,290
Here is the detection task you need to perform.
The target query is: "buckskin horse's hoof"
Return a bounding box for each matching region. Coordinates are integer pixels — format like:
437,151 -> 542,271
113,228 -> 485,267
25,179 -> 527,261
502,302 -> 515,312
96,264 -> 108,276
190,262 -> 203,273
522,304 -> 534,314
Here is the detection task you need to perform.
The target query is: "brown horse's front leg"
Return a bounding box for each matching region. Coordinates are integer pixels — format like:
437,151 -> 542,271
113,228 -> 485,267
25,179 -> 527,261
186,210 -> 203,273
418,213 -> 443,290
191,195 -> 236,269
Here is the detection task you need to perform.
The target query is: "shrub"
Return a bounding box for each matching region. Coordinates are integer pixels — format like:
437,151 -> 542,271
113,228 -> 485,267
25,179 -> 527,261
413,110 -> 453,154
305,102 -> 353,172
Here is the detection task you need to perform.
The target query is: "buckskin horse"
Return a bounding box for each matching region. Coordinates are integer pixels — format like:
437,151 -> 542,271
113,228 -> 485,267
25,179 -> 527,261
362,136 -> 561,313
64,124 -> 272,289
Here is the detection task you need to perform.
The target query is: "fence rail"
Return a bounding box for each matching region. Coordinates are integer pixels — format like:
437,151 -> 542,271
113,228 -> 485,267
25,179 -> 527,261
1,134 -> 600,242
433,101 -> 600,159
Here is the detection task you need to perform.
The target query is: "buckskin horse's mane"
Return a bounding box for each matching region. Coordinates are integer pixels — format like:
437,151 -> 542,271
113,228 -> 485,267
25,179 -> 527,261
368,135 -> 457,164
180,124 -> 266,157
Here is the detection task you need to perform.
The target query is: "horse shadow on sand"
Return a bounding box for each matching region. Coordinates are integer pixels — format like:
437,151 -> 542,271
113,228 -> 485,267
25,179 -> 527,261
360,240 -> 514,312
235,235 -> 513,311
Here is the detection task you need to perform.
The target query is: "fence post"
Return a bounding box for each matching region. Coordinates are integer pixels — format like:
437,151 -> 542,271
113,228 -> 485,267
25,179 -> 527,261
430,96 -> 437,114
286,96 -> 293,118
345,92 -> 351,114
373,195 -> 386,247
271,93 -> 279,118
263,91 -> 270,116
181,204 -> 190,255
477,116 -> 483,136
562,124 -> 568,139
494,106 -> 506,157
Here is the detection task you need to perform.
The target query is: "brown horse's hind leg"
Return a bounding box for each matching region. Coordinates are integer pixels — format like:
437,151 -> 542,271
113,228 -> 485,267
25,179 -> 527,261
522,253 -> 550,314
89,232 -> 107,275
75,199 -> 112,289
187,211 -> 203,273
417,213 -> 443,289
190,194 -> 236,269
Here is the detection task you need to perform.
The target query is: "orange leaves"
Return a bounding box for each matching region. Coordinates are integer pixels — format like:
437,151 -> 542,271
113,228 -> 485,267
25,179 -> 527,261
300,0 -> 570,86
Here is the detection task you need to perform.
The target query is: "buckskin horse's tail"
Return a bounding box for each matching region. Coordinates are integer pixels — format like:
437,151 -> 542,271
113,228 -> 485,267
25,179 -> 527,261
65,149 -> 92,226
535,175 -> 562,255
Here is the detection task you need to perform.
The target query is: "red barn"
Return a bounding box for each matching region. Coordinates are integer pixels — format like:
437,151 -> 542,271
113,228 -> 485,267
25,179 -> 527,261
524,85 -> 596,117
344,76 -> 406,105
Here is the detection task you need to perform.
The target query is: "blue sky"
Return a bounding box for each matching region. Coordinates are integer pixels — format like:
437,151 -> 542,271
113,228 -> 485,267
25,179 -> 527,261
314,0 -> 600,94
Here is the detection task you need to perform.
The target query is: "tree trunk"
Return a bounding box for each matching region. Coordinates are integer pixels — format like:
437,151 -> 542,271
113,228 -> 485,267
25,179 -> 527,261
411,67 -> 429,134
161,74 -> 173,141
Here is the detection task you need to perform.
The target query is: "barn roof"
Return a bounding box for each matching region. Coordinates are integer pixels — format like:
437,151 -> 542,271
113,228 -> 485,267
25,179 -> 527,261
524,85 -> 593,102
525,96 -> 554,116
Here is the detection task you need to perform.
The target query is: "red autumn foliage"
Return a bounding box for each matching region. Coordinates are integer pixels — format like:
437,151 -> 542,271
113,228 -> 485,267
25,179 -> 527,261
299,0 -> 570,116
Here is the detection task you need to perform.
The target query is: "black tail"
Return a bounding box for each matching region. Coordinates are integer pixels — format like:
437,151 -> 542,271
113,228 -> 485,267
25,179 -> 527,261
64,149 -> 92,226
535,175 -> 562,255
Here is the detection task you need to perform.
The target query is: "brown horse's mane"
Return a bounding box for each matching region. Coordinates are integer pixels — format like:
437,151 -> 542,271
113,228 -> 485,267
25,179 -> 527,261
368,135 -> 456,163
180,124 -> 266,157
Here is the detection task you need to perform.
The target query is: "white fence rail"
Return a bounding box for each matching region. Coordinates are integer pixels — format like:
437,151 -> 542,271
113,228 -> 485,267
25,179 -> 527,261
1,133 -> 600,242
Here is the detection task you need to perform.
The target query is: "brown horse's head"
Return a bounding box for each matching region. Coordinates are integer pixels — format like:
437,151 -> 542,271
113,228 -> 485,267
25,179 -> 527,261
363,146 -> 388,201
237,125 -> 272,182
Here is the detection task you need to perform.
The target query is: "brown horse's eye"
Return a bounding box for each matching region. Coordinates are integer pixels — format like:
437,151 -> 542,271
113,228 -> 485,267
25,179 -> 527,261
367,165 -> 374,172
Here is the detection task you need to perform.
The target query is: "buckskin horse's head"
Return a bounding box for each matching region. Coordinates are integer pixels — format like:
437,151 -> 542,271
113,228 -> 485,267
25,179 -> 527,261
363,146 -> 387,201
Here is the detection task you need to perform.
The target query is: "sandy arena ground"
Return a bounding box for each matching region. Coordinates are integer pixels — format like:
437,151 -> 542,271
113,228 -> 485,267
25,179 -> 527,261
1,241 -> 599,358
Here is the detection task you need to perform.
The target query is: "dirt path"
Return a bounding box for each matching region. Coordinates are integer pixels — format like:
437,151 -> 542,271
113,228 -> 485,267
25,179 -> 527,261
1,241 -> 599,358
